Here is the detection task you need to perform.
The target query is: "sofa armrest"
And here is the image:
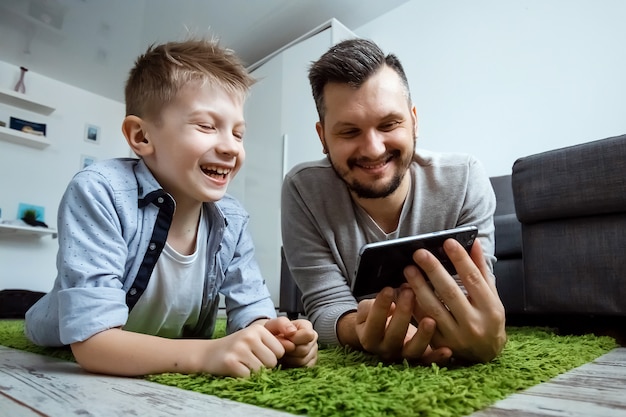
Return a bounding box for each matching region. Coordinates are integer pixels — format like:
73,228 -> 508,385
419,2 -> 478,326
512,134 -> 626,223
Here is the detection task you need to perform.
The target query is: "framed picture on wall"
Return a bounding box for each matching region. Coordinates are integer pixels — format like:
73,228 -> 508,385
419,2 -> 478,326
80,154 -> 97,170
84,123 -> 100,144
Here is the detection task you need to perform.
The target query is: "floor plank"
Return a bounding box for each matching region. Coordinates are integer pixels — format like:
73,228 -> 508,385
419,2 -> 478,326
469,348 -> 626,417
0,346 -> 297,417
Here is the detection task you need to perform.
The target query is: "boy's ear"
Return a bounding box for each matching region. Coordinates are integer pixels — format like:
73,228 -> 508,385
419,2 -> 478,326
122,115 -> 153,156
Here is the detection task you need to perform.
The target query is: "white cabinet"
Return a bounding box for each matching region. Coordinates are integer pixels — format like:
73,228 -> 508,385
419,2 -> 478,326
0,87 -> 55,149
230,19 -> 355,305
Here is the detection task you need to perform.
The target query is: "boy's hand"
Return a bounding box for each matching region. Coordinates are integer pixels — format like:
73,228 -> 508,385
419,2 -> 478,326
263,317 -> 318,368
204,325 -> 287,377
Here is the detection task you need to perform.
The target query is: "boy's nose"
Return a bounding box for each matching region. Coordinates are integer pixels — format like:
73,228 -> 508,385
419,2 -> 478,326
216,133 -> 241,156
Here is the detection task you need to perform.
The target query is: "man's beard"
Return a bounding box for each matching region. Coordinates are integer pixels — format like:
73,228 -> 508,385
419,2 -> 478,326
328,145 -> 414,199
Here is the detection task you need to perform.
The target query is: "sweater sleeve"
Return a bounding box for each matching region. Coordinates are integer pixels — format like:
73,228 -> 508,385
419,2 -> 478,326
281,165 -> 358,346
459,156 -> 497,273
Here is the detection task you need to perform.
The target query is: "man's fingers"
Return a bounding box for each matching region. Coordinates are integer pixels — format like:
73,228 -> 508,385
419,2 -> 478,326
401,316 -> 435,360
445,238 -> 501,311
358,287 -> 394,338
379,289 -> 414,356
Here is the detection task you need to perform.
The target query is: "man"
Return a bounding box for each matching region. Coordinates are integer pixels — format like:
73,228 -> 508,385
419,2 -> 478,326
281,38 -> 506,364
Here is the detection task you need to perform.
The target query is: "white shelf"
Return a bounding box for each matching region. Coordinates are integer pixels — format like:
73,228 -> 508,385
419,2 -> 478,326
0,223 -> 57,238
0,125 -> 49,149
0,87 -> 55,115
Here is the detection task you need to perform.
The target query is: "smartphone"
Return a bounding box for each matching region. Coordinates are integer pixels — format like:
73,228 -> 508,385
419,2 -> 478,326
352,225 -> 478,298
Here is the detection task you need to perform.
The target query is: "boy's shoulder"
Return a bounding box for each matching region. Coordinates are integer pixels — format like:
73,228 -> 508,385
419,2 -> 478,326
82,158 -> 134,175
76,158 -> 160,195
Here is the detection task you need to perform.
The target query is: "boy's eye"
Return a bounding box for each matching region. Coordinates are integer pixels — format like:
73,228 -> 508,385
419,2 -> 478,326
198,123 -> 215,130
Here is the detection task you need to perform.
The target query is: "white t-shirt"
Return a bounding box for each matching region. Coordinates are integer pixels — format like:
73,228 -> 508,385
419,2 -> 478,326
125,212 -> 208,338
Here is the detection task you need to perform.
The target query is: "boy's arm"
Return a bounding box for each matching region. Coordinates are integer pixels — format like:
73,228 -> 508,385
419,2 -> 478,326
71,325 -> 286,378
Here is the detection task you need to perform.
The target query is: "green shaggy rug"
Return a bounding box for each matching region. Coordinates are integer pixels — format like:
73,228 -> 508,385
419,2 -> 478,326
0,320 -> 617,417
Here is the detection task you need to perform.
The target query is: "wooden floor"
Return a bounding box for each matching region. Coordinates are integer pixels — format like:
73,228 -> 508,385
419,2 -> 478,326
469,347 -> 626,417
1,345 -> 625,417
0,345 -> 297,417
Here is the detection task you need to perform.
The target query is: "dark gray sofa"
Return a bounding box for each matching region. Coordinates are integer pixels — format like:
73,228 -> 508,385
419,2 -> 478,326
511,134 -> 626,317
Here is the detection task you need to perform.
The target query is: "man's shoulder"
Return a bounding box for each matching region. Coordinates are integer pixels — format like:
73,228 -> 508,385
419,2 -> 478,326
284,158 -> 334,182
413,148 -> 476,168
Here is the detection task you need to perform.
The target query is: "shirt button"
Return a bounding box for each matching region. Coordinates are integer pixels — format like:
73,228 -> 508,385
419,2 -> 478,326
129,288 -> 137,296
217,244 -> 222,251
149,242 -> 157,251
157,197 -> 164,204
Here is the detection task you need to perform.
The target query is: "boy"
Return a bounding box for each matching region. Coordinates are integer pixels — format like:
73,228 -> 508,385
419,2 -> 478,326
25,38 -> 318,378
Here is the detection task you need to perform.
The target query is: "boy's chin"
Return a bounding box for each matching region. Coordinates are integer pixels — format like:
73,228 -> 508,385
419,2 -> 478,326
202,190 -> 228,202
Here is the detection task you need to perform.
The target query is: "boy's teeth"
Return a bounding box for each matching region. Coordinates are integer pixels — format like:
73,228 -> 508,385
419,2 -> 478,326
202,165 -> 231,174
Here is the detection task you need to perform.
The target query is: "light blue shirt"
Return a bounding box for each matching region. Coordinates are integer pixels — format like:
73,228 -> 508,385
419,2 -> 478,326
25,158 -> 275,346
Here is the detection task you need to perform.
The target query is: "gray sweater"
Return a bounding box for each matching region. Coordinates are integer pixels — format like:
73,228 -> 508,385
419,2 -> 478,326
280,149 -> 496,345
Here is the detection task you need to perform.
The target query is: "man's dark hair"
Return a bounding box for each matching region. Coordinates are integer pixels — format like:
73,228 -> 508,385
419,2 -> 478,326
308,38 -> 412,123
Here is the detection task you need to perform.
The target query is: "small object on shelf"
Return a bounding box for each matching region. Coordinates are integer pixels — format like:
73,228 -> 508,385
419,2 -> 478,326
21,209 -> 48,228
0,121 -> 5,127
14,66 -> 28,93
9,116 -> 46,137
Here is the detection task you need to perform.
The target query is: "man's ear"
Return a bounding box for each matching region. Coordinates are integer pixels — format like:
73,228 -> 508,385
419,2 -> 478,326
411,105 -> 419,139
315,121 -> 328,154
122,115 -> 153,156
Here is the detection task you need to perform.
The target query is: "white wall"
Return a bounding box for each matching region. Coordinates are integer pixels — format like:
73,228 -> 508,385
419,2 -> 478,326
0,62 -> 128,292
355,0 -> 626,176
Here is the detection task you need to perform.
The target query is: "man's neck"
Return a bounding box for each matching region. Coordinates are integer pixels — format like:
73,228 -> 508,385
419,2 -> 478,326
352,173 -> 411,234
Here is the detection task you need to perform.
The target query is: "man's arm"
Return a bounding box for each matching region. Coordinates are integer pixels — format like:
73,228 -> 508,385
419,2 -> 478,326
280,166 -> 359,345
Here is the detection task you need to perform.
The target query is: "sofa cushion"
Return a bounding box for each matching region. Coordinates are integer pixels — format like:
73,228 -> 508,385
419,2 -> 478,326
512,134 -> 626,223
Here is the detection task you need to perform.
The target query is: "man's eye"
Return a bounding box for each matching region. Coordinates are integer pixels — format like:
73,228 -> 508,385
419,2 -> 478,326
338,129 -> 359,138
381,121 -> 401,131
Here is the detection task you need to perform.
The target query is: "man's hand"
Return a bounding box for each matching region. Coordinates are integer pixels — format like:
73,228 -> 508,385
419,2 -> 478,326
340,287 -> 452,364
404,238 -> 507,363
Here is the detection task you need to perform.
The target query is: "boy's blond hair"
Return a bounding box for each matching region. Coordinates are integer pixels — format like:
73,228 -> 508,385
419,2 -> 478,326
125,38 -> 255,121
